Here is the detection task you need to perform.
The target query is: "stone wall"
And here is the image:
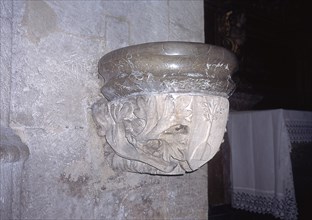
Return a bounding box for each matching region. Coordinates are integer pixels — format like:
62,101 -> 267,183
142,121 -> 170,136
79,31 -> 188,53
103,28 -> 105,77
1,1 -> 207,219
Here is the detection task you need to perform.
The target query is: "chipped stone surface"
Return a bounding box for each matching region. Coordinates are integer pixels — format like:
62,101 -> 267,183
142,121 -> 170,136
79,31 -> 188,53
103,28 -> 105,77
1,0 -> 208,219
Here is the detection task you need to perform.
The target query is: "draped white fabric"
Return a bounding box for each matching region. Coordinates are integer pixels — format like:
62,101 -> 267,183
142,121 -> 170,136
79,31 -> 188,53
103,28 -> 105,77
227,109 -> 312,220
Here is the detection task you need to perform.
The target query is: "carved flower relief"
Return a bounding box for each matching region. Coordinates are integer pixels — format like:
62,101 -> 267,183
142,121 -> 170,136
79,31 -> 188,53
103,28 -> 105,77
92,94 -> 229,175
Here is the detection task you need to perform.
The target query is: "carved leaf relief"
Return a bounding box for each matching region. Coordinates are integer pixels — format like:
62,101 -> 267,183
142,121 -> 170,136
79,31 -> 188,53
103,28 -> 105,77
92,94 -> 229,175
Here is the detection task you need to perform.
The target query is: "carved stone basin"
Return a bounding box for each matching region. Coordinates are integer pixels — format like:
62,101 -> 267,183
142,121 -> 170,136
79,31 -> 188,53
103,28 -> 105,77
93,42 -> 237,175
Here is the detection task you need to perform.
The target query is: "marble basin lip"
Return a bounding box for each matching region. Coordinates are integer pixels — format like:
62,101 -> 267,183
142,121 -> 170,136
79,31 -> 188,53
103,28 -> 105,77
98,41 -> 238,101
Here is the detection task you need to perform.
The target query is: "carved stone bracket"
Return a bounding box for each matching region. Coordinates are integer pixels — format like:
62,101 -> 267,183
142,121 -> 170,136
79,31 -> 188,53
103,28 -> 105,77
0,125 -> 30,219
92,42 -> 237,175
0,125 -> 29,164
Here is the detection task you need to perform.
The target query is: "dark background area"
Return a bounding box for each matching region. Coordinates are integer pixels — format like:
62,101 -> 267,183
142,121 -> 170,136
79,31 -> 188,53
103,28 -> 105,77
205,1 -> 312,219
204,0 -> 312,111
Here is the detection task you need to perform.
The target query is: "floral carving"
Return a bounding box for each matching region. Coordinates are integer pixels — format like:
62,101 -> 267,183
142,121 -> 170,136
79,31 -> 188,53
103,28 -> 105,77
92,94 -> 229,175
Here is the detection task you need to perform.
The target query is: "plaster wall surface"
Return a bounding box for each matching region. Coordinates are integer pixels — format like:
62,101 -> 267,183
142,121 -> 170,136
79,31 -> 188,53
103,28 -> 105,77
1,0 -> 207,219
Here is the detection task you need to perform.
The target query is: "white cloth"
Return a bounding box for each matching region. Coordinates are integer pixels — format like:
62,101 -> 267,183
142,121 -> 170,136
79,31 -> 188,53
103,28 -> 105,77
227,109 -> 312,220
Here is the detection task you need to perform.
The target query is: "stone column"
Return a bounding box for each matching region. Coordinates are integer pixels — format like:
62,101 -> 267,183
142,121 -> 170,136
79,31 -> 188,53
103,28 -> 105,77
1,1 -> 222,219
1,1 -> 30,219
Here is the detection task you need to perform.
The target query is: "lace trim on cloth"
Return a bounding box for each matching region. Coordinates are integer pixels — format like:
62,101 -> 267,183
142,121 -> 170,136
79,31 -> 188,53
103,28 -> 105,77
232,141 -> 298,220
286,120 -> 312,143
232,188 -> 297,220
